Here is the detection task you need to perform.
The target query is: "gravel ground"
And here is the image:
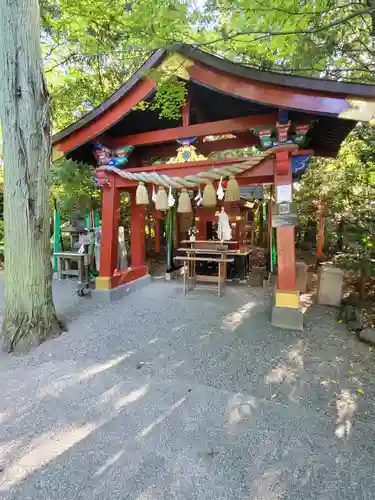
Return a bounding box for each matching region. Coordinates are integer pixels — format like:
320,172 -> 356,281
1,277 -> 375,499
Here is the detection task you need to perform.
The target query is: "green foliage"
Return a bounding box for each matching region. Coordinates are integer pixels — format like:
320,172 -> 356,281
295,122 -> 375,294
51,158 -> 101,218
41,0 -> 375,131
134,73 -> 187,120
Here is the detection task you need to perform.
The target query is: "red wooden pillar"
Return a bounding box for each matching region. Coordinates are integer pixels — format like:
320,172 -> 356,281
130,190 -> 145,268
273,150 -> 299,310
97,182 -> 120,290
317,216 -> 325,261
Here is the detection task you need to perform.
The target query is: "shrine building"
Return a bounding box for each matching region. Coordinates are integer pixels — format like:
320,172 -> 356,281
52,44 -> 375,329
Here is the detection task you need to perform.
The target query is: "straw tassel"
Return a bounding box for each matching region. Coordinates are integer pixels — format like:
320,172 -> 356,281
203,182 -> 216,207
136,181 -> 149,205
155,186 -> 168,211
177,188 -> 192,213
225,175 -> 240,202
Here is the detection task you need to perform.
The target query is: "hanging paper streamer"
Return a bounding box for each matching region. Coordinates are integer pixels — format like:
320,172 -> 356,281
216,176 -> 224,200
152,185 -> 157,203
168,186 -> 175,208
194,187 -> 203,206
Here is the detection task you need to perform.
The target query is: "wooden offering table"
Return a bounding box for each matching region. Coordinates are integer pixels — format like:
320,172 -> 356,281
180,241 -> 251,281
175,247 -> 233,297
181,240 -> 238,249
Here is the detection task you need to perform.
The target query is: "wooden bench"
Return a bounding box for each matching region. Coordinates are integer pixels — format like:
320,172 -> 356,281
174,255 -> 234,297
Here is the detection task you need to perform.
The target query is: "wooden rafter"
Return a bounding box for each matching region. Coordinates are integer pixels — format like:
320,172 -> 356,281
106,113 -> 277,149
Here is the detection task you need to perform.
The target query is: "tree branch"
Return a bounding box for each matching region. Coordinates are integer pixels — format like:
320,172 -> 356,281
189,8 -> 374,47
44,53 -> 78,73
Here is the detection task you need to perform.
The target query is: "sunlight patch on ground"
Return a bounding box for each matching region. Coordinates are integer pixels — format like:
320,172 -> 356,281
264,340 -> 306,403
335,389 -> 357,439
300,292 -> 314,314
265,340 -> 305,385
115,385 -> 149,410
221,301 -> 255,333
172,324 -> 188,333
137,397 -> 187,439
78,352 -> 134,382
136,492 -> 156,500
0,383 -> 150,492
248,469 -> 285,500
38,352 -> 135,398
148,338 -> 159,344
0,424 -> 97,492
94,450 -> 124,477
227,393 -> 257,425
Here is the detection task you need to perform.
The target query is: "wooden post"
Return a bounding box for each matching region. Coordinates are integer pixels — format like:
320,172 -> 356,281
317,202 -> 326,261
97,184 -> 120,289
273,150 -> 299,309
154,218 -> 161,253
130,190 -> 145,268
317,215 -> 325,261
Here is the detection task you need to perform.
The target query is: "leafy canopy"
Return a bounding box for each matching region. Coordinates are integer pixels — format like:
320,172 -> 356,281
40,0 -> 375,131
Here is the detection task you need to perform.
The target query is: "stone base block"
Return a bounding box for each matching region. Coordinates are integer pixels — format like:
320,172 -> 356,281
317,265 -> 344,306
249,266 -> 266,287
296,261 -> 308,293
93,274 -> 151,303
271,306 -> 304,331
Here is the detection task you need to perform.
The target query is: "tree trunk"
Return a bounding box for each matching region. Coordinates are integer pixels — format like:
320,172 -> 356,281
0,0 -> 61,353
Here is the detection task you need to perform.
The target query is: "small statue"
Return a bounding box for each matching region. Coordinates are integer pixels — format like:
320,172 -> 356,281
215,206 -> 232,242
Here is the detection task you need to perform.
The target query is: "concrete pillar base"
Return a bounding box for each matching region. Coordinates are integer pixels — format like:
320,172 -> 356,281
93,274 -> 151,303
271,306 -> 304,331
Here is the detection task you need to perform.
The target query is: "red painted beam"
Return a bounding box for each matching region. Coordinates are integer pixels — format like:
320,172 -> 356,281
134,134 -> 259,164
55,78 -> 156,154
189,62 -> 350,116
107,113 -> 277,148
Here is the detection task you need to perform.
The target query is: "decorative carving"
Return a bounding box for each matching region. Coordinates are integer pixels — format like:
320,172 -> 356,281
93,142 -> 134,168
258,128 -> 274,149
167,139 -> 206,163
276,120 -> 291,143
294,124 -> 310,146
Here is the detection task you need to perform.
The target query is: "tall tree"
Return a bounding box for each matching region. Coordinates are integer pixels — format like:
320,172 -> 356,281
0,0 -> 61,353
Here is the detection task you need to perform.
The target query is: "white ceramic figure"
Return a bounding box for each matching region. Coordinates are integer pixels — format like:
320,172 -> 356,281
215,206 -> 232,241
